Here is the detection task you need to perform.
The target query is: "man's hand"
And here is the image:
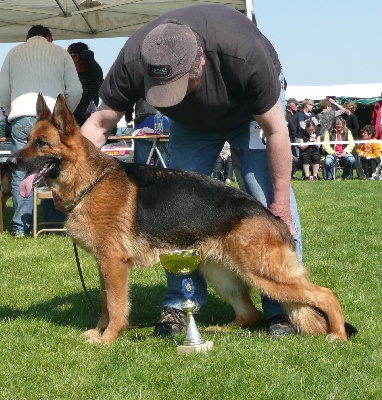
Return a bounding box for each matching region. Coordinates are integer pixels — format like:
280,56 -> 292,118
81,103 -> 124,148
269,201 -> 294,237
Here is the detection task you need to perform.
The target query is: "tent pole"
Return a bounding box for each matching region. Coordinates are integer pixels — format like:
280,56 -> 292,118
246,0 -> 253,18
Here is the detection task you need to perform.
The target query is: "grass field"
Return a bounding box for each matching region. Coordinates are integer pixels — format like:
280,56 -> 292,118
0,179 -> 381,399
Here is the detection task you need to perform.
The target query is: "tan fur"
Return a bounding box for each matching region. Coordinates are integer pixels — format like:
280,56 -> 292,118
9,94 -> 348,343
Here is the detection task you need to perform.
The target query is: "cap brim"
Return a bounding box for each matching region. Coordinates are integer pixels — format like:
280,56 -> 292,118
145,73 -> 189,108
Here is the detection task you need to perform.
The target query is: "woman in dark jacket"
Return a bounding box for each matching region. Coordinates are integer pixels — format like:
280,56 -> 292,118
297,120 -> 321,180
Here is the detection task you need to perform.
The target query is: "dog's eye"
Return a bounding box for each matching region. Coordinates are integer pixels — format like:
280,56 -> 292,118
34,138 -> 48,148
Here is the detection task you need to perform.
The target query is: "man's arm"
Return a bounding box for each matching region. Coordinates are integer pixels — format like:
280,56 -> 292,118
81,102 -> 124,148
254,101 -> 293,232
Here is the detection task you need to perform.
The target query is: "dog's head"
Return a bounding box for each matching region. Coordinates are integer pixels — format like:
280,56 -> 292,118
7,93 -> 80,186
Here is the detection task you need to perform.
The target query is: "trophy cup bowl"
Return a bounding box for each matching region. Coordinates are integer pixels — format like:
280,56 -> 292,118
159,249 -> 202,276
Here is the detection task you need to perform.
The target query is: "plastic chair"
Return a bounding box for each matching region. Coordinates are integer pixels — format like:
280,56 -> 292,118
33,187 -> 66,238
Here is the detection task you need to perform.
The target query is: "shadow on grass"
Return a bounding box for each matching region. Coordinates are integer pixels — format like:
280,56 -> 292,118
1,203 -> 13,233
0,281 -> 265,334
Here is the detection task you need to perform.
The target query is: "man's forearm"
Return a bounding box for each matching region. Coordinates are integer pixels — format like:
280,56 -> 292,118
254,101 -> 293,231
81,103 -> 123,148
266,129 -> 292,206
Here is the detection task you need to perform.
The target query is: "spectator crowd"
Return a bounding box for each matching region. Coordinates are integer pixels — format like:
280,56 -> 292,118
285,97 -> 381,181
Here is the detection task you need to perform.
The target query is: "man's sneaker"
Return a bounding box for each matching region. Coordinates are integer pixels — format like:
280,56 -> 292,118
266,314 -> 296,338
225,178 -> 232,184
12,232 -> 27,238
153,306 -> 187,337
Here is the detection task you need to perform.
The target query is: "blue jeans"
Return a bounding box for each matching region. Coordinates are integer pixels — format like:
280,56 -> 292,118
163,118 -> 303,321
11,116 -> 36,235
324,154 -> 355,179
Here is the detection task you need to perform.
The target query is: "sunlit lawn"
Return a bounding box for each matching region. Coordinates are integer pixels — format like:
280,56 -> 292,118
0,179 -> 381,399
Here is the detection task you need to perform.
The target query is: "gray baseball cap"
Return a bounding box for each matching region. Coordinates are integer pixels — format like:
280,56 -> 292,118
142,23 -> 198,107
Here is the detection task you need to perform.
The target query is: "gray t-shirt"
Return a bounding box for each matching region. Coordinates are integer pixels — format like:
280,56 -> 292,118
100,4 -> 281,131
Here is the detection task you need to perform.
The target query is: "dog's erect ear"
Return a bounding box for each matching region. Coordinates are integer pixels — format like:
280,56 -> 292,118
36,93 -> 52,121
52,94 -> 77,137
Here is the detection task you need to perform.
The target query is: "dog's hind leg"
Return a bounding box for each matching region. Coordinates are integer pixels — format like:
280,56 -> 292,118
229,243 -> 347,341
200,262 -> 261,329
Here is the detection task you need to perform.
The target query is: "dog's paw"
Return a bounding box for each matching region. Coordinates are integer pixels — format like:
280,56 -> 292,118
204,325 -> 227,333
82,328 -> 100,340
86,334 -> 118,344
325,333 -> 347,342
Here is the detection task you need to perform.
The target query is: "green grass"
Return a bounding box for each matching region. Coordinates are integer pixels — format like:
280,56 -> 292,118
1,180 -> 381,399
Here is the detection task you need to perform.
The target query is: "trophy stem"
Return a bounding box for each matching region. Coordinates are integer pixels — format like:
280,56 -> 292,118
181,299 -> 205,346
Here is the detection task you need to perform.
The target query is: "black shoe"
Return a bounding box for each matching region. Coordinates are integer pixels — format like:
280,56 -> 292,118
153,306 -> 187,337
345,321 -> 358,337
266,315 -> 296,338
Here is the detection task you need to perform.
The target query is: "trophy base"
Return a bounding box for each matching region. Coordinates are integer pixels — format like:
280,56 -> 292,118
177,340 -> 214,354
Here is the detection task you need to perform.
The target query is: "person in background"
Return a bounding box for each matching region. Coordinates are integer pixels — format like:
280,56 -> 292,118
213,142 -> 234,184
296,98 -> 319,131
343,101 -> 364,179
285,98 -> 299,179
356,125 -> 381,179
0,25 -> 82,237
80,4 -> 303,339
230,146 -> 247,191
297,120 -> 321,180
67,42 -> 104,127
371,100 -> 382,139
126,99 -> 170,166
316,98 -> 345,141
322,116 -> 355,180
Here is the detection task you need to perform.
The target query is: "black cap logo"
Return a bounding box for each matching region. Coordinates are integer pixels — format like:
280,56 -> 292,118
147,65 -> 172,79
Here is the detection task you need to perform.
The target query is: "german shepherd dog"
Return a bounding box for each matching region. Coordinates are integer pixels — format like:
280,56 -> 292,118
8,94 -> 354,344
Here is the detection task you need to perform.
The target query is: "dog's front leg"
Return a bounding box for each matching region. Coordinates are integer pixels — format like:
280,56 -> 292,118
82,264 -> 110,341
86,256 -> 130,344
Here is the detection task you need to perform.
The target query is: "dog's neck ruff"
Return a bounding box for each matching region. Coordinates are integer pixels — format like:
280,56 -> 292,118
59,166 -> 116,212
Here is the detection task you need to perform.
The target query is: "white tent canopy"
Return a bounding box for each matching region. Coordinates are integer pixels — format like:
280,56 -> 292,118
286,83 -> 382,102
0,0 -> 249,42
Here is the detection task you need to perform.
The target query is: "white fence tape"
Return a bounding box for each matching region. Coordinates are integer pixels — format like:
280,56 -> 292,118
291,140 -> 382,146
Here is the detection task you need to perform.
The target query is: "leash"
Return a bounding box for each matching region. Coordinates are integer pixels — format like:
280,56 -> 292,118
72,241 -> 100,317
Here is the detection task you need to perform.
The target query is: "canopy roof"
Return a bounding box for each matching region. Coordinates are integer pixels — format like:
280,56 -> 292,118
286,83 -> 382,105
0,0 -> 248,42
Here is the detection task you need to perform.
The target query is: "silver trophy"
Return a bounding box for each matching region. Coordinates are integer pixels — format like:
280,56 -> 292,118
159,249 -> 213,353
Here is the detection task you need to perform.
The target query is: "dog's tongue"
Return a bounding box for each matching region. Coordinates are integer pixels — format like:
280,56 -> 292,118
19,172 -> 37,198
